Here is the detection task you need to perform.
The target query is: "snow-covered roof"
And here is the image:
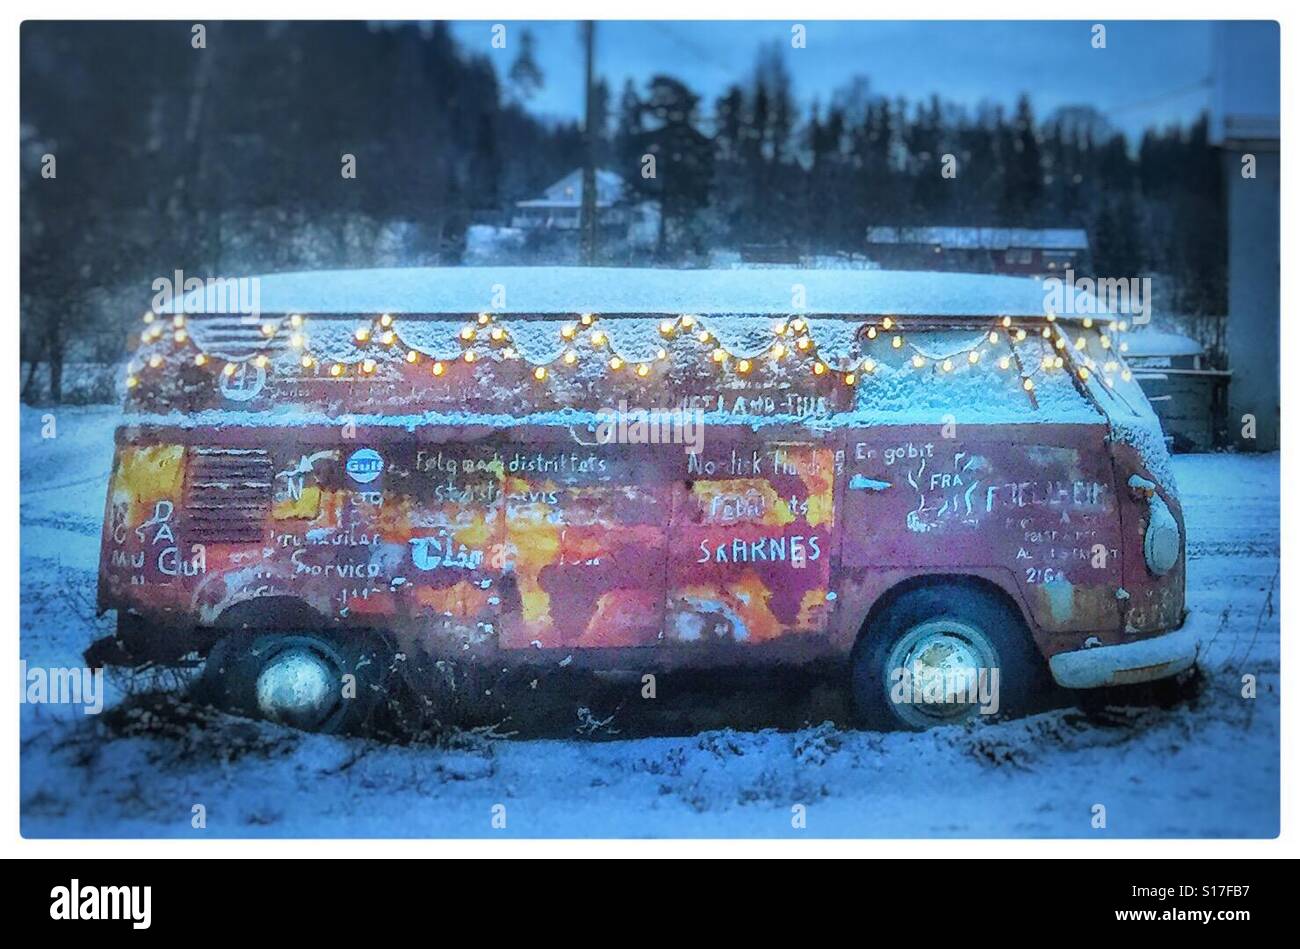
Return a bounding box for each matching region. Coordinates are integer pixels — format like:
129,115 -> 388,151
516,168 -> 626,209
865,226 -> 1089,251
1123,329 -> 1204,358
167,266 -> 1116,320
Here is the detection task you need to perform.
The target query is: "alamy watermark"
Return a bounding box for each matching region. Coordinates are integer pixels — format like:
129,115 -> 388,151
594,400 -> 704,455
890,663 -> 1001,715
151,270 -> 261,319
1043,268 -> 1151,325
20,660 -> 105,715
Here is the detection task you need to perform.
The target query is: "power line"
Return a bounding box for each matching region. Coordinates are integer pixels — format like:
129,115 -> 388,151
1105,76 -> 1212,115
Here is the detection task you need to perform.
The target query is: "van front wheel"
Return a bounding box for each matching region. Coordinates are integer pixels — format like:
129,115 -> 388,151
850,585 -> 1048,731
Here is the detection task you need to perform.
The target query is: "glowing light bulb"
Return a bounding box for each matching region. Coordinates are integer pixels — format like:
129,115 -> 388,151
432,361 -> 445,376
406,350 -> 419,364
563,351 -> 577,365
737,359 -> 752,374
968,351 -> 980,364
1023,378 -> 1035,391
659,320 -> 676,337
533,366 -> 547,381
844,373 -> 856,386
194,354 -> 208,367
460,326 -> 476,341
711,348 -> 727,363
636,363 -> 650,377
911,355 -> 925,369
609,356 -> 624,370
892,336 -> 903,349
380,313 -> 393,328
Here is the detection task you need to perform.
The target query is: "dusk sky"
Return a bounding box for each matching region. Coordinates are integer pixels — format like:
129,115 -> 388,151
448,20 -> 1237,143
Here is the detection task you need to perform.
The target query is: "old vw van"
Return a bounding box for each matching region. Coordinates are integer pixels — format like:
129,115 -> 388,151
96,267 -> 1202,731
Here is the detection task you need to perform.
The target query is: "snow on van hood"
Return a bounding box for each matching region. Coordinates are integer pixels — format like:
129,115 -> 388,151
162,266 -> 1118,320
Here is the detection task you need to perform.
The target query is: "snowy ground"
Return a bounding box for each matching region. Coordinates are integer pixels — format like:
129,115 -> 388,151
19,405 -> 1279,837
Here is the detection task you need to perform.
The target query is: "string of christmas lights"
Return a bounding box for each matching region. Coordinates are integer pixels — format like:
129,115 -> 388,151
126,306 -> 1133,395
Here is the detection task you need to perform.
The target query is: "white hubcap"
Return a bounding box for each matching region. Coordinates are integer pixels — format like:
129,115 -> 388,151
255,647 -> 338,728
884,619 -> 999,728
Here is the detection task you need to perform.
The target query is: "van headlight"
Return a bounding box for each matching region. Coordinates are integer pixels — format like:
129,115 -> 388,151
1143,494 -> 1181,576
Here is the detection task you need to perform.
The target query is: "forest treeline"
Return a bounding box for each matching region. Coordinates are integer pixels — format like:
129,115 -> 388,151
21,21 -> 1224,401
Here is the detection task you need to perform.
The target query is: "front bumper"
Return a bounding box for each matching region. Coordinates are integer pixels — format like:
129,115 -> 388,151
1048,609 -> 1204,690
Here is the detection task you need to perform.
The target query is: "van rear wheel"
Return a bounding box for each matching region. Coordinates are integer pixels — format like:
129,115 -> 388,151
198,631 -> 390,734
850,584 -> 1048,731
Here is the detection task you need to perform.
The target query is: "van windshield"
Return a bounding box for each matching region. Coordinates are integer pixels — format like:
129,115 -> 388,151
1070,326 -> 1161,424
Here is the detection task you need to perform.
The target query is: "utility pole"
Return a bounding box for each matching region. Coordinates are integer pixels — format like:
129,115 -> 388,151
580,20 -> 598,265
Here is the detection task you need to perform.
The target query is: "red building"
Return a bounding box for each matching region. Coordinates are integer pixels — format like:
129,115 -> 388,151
864,226 -> 1089,275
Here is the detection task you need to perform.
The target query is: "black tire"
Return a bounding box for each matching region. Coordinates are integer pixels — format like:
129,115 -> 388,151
196,631 -> 392,734
850,583 -> 1050,731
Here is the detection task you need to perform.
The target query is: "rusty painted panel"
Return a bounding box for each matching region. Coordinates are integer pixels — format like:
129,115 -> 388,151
839,424 -> 1125,634
497,443 -> 671,649
99,442 -> 192,614
665,439 -> 837,644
